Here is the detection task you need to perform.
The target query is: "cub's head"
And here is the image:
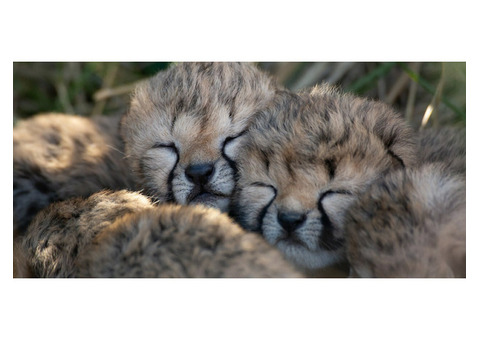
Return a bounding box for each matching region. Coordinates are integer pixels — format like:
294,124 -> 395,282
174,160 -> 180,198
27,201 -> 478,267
232,85 -> 417,269
121,62 -> 277,212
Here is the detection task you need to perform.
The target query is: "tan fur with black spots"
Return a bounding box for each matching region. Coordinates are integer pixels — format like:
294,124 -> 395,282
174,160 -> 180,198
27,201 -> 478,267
13,113 -> 136,233
121,62 -> 279,212
345,164 -> 465,278
232,84 -> 417,271
76,203 -> 301,278
22,190 -> 152,277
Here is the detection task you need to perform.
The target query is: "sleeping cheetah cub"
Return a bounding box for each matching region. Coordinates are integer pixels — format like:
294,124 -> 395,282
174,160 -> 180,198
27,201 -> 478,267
345,127 -> 466,278
21,191 -> 300,278
231,85 -> 417,270
76,204 -> 301,278
345,164 -> 466,278
22,190 -> 152,277
13,113 -> 136,233
121,62 -> 278,212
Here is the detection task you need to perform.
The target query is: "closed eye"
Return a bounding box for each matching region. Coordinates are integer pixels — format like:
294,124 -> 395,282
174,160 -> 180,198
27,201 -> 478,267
232,181 -> 277,233
145,142 -> 180,202
222,130 -> 247,153
318,189 -> 352,203
317,189 -> 353,251
152,142 -> 178,154
222,130 -> 248,172
317,189 -> 353,230
250,182 -> 277,193
251,182 -> 277,230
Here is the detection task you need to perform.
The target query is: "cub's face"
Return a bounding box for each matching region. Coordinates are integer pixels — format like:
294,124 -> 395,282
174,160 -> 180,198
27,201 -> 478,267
121,63 -> 276,212
232,87 -> 416,269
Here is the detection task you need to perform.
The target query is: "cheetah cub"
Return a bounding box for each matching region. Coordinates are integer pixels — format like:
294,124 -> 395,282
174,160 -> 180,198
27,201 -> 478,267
231,85 -> 416,270
13,113 -> 136,233
345,127 -> 466,278
22,190 -> 153,278
76,204 -> 301,278
345,164 -> 466,278
21,190 -> 301,278
121,62 -> 278,212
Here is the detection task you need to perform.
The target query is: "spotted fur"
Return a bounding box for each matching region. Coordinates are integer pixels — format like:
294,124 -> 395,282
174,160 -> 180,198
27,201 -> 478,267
13,113 -> 136,233
344,126 -> 466,278
121,62 -> 278,212
13,230 -> 32,278
417,126 -> 466,176
76,203 -> 301,278
345,164 -> 466,278
22,190 -> 152,278
231,85 -> 417,270
21,190 -> 300,278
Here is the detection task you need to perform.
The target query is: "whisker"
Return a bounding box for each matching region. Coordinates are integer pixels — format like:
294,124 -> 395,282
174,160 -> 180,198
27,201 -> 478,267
105,143 -> 127,156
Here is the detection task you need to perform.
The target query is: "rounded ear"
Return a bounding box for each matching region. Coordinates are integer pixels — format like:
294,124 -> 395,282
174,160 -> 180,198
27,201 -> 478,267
368,100 -> 417,168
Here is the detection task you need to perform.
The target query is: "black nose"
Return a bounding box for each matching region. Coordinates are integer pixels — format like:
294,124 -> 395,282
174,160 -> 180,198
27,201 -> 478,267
185,163 -> 215,185
277,211 -> 306,233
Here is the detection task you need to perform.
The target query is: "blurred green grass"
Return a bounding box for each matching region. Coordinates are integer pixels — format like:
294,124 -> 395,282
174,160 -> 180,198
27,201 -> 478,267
13,62 -> 171,123
13,62 -> 466,130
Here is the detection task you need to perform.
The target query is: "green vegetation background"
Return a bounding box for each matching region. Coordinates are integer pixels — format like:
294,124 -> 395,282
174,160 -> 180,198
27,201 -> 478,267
13,62 -> 466,131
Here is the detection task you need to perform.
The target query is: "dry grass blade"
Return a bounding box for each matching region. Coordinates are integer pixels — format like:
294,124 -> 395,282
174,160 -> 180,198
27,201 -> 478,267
290,63 -> 329,90
420,62 -> 445,130
400,62 -> 463,119
91,63 -> 119,116
377,74 -> 387,100
385,70 -> 411,105
93,81 -> 142,102
326,62 -> 355,84
54,81 -> 75,114
346,62 -> 396,94
405,62 -> 421,124
271,62 -> 303,86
